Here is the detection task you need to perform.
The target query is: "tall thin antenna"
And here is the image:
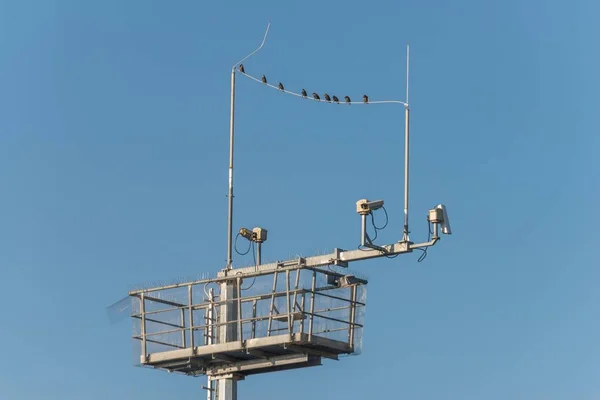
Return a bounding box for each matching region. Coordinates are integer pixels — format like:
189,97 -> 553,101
226,22 -> 271,271
403,44 -> 410,242
406,44 -> 410,103
232,23 -> 271,70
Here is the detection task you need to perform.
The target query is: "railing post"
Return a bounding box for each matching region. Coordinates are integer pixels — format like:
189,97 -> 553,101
348,285 -> 357,348
267,272 -> 278,336
292,269 -> 301,312
237,277 -> 243,345
208,288 -> 214,345
188,284 -> 195,351
286,270 -> 292,338
251,299 -> 257,339
300,292 -> 306,334
308,271 -> 316,341
140,293 -> 147,362
180,308 -> 186,348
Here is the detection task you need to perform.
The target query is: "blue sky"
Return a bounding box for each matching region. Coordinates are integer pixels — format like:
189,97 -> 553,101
1,0 -> 599,399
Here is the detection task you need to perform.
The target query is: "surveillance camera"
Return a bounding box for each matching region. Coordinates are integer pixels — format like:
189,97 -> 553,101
428,204 -> 452,235
239,227 -> 255,241
239,226 -> 268,242
356,199 -> 385,215
252,227 -> 268,243
436,204 -> 452,235
327,274 -> 362,288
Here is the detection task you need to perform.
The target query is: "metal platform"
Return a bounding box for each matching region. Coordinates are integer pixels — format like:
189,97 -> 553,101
144,333 -> 352,376
130,264 -> 367,378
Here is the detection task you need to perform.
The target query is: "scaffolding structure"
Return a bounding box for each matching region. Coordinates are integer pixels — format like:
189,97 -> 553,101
130,264 -> 366,381
120,23 -> 452,400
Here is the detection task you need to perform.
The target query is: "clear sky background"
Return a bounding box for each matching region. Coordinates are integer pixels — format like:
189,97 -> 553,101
1,0 -> 599,399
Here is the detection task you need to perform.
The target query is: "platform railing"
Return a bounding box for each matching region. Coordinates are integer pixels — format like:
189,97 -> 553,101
132,268 -> 366,363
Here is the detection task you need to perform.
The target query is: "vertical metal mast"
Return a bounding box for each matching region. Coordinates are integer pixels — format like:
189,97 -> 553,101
403,45 -> 411,242
220,23 -> 270,400
226,23 -> 270,270
226,68 -> 236,270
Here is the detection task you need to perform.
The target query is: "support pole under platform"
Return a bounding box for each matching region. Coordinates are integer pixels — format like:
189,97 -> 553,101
216,279 -> 240,400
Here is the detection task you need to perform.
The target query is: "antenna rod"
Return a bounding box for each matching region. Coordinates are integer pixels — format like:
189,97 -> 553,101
226,23 -> 270,271
403,44 -> 410,242
406,44 -> 410,104
226,68 -> 236,270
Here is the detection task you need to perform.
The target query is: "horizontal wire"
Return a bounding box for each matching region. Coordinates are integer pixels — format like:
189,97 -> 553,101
239,72 -> 408,107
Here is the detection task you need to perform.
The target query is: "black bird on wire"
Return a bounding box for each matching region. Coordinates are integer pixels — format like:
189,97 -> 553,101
332,95 -> 339,103
301,89 -> 307,97
323,93 -> 331,102
238,64 -> 245,74
363,95 -> 369,103
312,93 -> 320,100
261,75 -> 267,84
344,96 -> 351,104
278,82 -> 284,91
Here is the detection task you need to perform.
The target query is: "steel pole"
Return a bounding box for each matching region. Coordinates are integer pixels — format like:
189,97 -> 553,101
361,214 -> 367,246
223,23 -> 269,273
218,280 -> 238,400
256,242 -> 261,267
403,44 -> 411,242
206,288 -> 214,400
226,68 -> 236,270
403,105 -> 410,242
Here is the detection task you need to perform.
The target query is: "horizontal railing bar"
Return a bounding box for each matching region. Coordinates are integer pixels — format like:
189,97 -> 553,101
132,307 -> 183,317
132,288 -> 362,319
141,295 -> 187,308
303,311 -> 363,328
313,327 -> 352,334
129,262 -> 370,296
141,327 -> 183,337
133,336 -> 185,349
313,305 -> 353,314
312,287 -> 366,306
136,309 -> 362,340
267,327 -> 289,332
132,315 -> 184,329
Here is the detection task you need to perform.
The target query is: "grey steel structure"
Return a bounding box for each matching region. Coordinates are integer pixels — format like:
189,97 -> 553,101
126,24 -> 452,400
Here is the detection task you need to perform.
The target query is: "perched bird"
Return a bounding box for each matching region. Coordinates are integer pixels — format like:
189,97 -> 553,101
261,75 -> 267,84
332,95 -> 339,103
301,89 -> 307,97
312,93 -> 320,100
363,94 -> 369,103
344,96 -> 351,104
278,82 -> 284,91
323,93 -> 331,102
238,64 -> 245,74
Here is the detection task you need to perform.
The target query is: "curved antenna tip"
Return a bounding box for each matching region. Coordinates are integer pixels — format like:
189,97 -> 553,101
233,22 -> 272,69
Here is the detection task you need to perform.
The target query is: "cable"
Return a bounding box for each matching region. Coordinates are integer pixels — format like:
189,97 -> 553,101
416,221 -> 433,263
238,71 -> 408,107
241,276 -> 256,291
416,248 -> 427,262
358,244 -> 370,251
241,242 -> 257,291
364,206 -> 388,247
372,206 -> 389,230
357,207 -> 389,251
234,232 -> 252,256
366,221 -> 378,243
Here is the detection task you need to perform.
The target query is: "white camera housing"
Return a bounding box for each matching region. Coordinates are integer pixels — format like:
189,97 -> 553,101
356,199 -> 385,215
239,227 -> 254,241
428,204 -> 452,235
252,227 -> 268,243
239,226 -> 268,242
